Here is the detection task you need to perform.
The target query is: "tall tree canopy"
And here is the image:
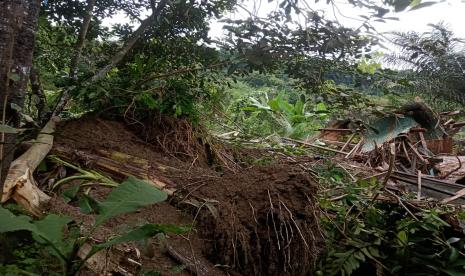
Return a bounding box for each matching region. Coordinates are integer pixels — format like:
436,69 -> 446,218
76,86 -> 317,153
0,0 -> 449,191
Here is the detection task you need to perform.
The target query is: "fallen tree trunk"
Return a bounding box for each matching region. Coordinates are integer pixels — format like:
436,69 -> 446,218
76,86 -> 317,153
51,146 -> 177,195
1,117 -> 59,216
0,0 -> 42,194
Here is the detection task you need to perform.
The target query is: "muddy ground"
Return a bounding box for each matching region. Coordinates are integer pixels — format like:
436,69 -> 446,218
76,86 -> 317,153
44,116 -> 323,275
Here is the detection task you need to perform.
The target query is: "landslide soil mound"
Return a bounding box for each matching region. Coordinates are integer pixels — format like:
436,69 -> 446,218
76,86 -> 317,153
51,116 -> 323,275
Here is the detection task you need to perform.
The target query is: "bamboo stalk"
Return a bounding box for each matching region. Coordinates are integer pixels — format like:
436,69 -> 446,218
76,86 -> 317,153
441,188 -> 465,204
418,132 -> 428,150
317,128 -> 352,132
417,170 -> 422,200
283,137 -> 349,155
406,141 -> 429,165
381,143 -> 396,187
318,139 -> 355,147
345,138 -> 363,159
401,141 -> 412,165
341,133 -> 356,152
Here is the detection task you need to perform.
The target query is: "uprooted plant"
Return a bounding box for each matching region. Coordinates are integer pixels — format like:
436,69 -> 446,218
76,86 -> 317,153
48,155 -> 119,190
0,176 -> 190,275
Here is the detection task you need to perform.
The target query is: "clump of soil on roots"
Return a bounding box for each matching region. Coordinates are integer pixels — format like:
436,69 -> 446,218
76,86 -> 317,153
179,166 -> 323,275
132,114 -> 212,166
52,116 -> 323,275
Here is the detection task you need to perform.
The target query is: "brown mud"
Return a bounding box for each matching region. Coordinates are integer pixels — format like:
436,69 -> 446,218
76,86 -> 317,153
47,116 -> 323,275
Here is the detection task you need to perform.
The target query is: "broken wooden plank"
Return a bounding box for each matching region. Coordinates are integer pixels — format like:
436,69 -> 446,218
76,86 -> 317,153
425,138 -> 453,154
434,155 -> 465,182
418,132 -> 428,150
409,128 -> 427,133
317,128 -> 352,132
401,141 -> 412,165
417,170 -> 422,200
318,139 -> 356,147
390,174 -> 456,197
452,121 -> 465,128
390,170 -> 465,204
406,141 -> 429,165
444,118 -> 455,126
393,170 -> 463,187
341,133 -> 356,152
345,138 -> 363,159
441,188 -> 465,204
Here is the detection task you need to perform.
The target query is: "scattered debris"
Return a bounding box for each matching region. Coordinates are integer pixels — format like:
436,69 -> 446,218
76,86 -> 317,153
291,101 -> 465,204
434,155 -> 465,182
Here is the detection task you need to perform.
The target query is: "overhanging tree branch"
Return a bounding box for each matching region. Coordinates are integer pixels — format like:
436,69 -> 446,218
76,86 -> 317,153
137,61 -> 229,87
70,0 -> 96,81
51,0 -> 169,118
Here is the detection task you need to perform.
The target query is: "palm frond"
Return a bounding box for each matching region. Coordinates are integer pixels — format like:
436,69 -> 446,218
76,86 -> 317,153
384,22 -> 465,104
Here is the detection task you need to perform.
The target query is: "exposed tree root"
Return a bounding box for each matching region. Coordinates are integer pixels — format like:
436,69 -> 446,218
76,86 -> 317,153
51,144 -> 323,275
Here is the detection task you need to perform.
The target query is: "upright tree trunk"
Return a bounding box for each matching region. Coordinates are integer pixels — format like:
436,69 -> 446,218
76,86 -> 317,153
0,0 -> 41,189
30,67 -> 48,124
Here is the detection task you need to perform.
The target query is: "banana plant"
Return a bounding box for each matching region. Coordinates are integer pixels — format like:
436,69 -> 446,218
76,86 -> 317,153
246,93 -> 328,139
0,176 -> 190,275
49,156 -> 119,190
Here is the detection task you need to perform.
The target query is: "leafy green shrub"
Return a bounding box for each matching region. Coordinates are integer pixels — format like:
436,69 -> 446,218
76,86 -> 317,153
0,232 -> 62,276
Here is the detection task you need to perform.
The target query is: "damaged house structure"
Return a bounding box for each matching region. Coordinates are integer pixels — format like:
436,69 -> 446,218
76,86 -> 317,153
297,100 -> 465,204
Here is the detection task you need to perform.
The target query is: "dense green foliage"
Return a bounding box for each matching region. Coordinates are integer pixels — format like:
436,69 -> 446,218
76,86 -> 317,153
25,0 -> 459,128
31,0 -> 388,123
32,0 -> 237,123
